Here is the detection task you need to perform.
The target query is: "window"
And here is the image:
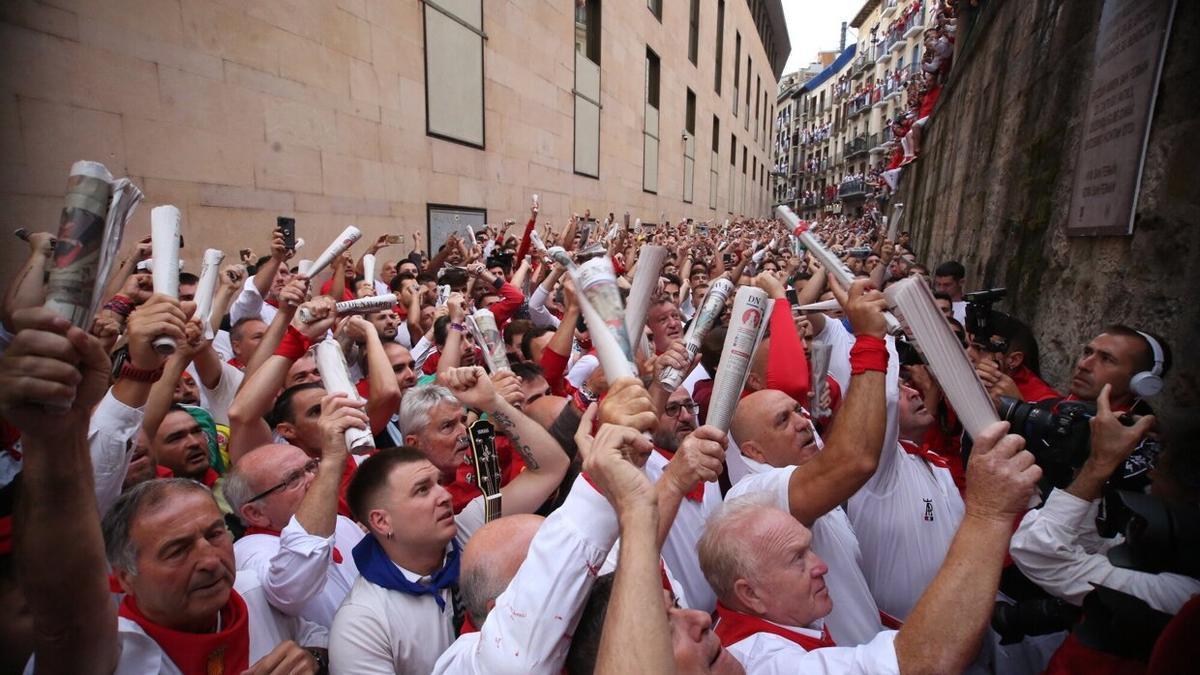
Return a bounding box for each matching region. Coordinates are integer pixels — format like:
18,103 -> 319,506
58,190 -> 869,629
648,0 -> 661,21
714,0 -> 725,93
744,56 -> 752,130
684,88 -> 696,203
732,32 -> 741,116
428,204 -> 486,250
710,115 -> 720,209
688,0 -> 700,65
741,146 -> 748,214
574,0 -> 602,177
643,48 -> 661,193
728,133 -> 737,214
422,0 -> 485,148
754,75 -> 761,140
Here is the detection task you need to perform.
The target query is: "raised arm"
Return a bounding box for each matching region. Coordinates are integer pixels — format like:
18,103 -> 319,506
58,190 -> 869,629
786,277 -> 889,527
1,309 -> 118,675
252,227 -> 288,298
1,231 -> 54,327
342,316 -> 401,433
441,366 -> 570,515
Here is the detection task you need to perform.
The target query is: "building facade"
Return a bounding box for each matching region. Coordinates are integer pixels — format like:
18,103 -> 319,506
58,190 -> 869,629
0,0 -> 787,274
773,0 -> 932,220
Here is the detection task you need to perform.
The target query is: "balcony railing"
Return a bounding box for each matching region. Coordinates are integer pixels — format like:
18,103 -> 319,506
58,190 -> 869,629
845,135 -> 869,159
851,54 -> 872,77
838,179 -> 870,199
881,0 -> 898,18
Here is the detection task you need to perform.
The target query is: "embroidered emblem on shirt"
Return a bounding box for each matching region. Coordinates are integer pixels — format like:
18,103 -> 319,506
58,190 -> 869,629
923,499 -> 934,522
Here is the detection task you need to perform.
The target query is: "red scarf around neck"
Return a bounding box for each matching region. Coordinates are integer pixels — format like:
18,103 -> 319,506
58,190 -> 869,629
714,602 -> 836,651
900,440 -> 950,469
242,526 -> 343,564
118,590 -> 250,675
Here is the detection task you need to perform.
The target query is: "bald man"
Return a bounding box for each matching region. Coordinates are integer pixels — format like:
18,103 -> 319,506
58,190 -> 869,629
226,394 -> 370,626
724,278 -> 892,646
459,514 -> 544,629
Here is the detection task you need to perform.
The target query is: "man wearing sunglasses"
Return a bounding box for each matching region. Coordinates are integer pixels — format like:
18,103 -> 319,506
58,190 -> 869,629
226,393 -> 371,627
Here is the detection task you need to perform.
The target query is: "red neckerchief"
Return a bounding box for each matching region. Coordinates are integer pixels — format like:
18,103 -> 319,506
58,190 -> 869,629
899,440 -> 950,470
460,612 -> 479,634
714,603 -> 836,650
654,447 -> 706,502
201,468 -> 220,489
118,590 -> 250,675
242,526 -> 343,564
338,454 -> 359,519
227,357 -> 245,371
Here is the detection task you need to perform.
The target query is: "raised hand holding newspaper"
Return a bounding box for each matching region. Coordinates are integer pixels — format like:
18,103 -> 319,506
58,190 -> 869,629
304,226 -> 362,279
361,253 -> 376,289
44,160 -> 143,328
705,286 -> 770,431
624,245 -> 667,354
298,294 -> 398,324
660,278 -> 734,392
314,337 -> 375,453
150,205 -> 182,355
468,308 -> 511,373
568,256 -> 637,381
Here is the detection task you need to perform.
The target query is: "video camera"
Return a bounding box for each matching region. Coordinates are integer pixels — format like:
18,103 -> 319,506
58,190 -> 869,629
964,287 -> 1008,353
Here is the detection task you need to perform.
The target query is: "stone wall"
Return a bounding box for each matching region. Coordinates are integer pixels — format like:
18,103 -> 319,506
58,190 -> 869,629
0,0 -> 780,275
897,0 -> 1199,421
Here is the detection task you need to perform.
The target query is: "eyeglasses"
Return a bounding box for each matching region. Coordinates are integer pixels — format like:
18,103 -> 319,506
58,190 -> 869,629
664,401 -> 700,418
248,459 -> 320,503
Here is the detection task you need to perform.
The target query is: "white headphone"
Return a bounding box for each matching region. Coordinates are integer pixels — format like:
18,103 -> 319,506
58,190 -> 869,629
1130,331 -> 1165,398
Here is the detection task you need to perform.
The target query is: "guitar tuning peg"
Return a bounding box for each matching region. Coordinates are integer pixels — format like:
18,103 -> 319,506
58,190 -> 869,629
465,472 -> 476,485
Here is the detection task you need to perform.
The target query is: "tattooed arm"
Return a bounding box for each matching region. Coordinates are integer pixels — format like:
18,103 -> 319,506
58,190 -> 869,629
440,366 -> 570,515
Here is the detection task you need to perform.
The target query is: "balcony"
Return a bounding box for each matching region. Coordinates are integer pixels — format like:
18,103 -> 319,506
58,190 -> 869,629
881,0 -> 898,18
848,96 -> 871,118
875,40 -> 893,64
891,33 -> 906,52
845,134 -> 869,160
851,54 -> 872,78
838,179 -> 870,200
904,7 -> 926,39
871,126 -> 895,153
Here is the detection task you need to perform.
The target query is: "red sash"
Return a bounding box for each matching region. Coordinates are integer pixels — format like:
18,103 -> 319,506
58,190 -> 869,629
714,603 -> 836,651
242,526 -> 343,564
118,591 -> 250,675
900,440 -> 950,469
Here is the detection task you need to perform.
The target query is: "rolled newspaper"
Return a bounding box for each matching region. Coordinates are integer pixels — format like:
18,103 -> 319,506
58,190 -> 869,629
361,253 -> 376,288
797,299 -> 842,312
297,259 -> 313,277
529,229 -> 548,253
547,246 -> 575,269
293,237 -> 306,252
306,226 -> 362,278
468,308 -> 511,373
436,284 -> 451,307
624,245 -> 667,355
150,205 -> 182,355
314,338 -> 375,452
887,203 -> 904,241
885,277 -> 999,439
776,204 -> 903,335
44,160 -> 142,328
706,286 -> 770,432
809,341 -> 832,418
194,249 -> 225,339
298,294 -> 398,324
569,256 -> 637,381
660,278 -> 734,392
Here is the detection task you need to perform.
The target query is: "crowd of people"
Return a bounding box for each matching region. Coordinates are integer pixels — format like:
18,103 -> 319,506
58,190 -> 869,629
0,195 -> 1195,675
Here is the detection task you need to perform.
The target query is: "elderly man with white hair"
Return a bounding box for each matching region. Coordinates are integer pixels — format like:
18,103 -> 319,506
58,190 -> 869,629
697,422 -> 1044,674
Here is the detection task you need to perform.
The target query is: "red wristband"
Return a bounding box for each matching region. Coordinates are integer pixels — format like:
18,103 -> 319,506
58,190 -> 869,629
849,335 -> 889,374
275,325 -> 314,361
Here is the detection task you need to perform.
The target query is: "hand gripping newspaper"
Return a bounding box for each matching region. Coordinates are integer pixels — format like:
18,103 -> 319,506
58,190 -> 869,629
659,278 -> 734,392
705,286 -> 771,432
314,337 -> 376,453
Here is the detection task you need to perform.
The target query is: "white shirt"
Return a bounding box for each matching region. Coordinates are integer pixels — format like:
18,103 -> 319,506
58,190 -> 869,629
847,439 -> 964,619
234,514 -> 365,627
1009,488 -> 1200,613
231,277 -> 278,326
433,475 -> 619,674
527,285 -> 562,329
727,464 -> 884,646
198,361 -> 244,427
328,498 -> 486,674
86,570 -> 327,675
644,449 -> 723,613
727,626 -> 899,675
89,389 -> 145,517
566,353 -> 599,389
952,300 -> 967,326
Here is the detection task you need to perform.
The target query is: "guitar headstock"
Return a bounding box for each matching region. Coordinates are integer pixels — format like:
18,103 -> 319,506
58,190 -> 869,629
466,419 -> 502,520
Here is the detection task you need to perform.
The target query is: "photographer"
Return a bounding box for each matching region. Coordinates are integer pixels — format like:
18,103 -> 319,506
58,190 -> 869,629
1010,386 -> 1199,669
969,311 -> 1060,406
1065,325 -> 1170,415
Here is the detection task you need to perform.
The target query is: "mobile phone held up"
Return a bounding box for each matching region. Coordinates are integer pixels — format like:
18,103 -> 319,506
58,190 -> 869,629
277,216 -> 296,252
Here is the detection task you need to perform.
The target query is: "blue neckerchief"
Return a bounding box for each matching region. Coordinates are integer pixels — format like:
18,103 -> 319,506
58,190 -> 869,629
352,535 -> 461,611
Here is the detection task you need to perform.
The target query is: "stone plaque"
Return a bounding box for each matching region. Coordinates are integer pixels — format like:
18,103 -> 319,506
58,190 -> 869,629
428,205 -> 486,252
1066,0 -> 1176,236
